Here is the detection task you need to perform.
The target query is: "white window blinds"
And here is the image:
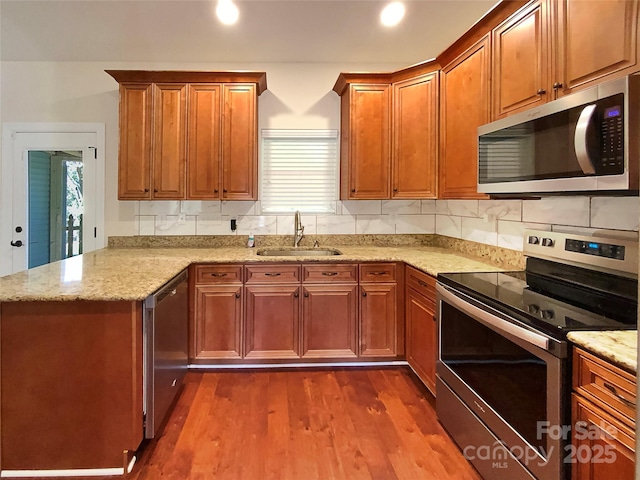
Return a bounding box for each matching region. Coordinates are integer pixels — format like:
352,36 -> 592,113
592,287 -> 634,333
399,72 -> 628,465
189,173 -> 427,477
261,129 -> 338,214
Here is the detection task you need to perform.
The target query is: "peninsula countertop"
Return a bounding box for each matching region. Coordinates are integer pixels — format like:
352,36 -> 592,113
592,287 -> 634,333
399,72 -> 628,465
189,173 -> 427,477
0,245 -> 506,302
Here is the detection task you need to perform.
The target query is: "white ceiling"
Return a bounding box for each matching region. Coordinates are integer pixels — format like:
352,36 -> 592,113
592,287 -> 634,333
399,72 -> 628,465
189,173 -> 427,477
1,0 -> 498,65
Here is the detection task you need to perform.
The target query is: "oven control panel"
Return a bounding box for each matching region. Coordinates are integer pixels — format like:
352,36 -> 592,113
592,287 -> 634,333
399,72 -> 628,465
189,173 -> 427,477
524,229 -> 638,276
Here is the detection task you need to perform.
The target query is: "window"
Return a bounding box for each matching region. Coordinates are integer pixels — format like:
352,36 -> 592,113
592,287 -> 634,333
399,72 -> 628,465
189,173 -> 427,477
261,129 -> 338,214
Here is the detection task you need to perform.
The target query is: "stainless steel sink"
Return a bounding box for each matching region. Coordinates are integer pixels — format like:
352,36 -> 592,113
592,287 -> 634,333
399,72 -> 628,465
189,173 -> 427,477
256,248 -> 342,257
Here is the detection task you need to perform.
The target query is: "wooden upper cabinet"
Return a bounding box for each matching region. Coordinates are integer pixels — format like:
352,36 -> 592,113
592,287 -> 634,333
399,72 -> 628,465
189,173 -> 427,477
187,84 -> 221,199
492,0 -> 550,119
392,72 -> 438,199
439,35 -> 490,199
222,84 -> 258,200
106,70 -> 266,201
153,83 -> 187,199
340,83 -> 391,199
555,0 -> 640,96
118,83 -> 152,199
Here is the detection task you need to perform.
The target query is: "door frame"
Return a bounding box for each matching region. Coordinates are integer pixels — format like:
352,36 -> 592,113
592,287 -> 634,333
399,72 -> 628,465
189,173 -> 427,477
1,123 -> 106,276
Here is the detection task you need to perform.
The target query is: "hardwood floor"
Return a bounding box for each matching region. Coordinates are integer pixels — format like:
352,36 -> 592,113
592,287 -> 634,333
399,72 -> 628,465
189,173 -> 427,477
128,368 -> 480,480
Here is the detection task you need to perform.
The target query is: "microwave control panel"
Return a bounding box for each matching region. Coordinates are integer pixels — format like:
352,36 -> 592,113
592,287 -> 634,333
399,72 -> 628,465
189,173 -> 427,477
598,97 -> 624,174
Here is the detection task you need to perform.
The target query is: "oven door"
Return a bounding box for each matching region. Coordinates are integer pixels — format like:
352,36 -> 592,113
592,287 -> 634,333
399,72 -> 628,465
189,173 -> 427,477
436,283 -> 569,480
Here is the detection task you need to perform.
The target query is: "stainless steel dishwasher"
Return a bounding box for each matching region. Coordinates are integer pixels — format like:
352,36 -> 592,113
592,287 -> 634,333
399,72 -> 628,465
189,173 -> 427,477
143,269 -> 188,438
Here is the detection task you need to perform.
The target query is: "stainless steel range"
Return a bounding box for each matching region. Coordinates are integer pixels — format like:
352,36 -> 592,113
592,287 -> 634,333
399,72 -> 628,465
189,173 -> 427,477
436,229 -> 638,480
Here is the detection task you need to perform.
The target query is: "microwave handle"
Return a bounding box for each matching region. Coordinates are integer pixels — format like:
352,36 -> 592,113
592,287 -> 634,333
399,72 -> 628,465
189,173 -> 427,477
574,104 -> 597,175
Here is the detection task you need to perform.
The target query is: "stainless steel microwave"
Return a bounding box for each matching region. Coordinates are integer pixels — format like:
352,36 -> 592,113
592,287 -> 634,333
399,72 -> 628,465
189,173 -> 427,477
477,75 -> 639,195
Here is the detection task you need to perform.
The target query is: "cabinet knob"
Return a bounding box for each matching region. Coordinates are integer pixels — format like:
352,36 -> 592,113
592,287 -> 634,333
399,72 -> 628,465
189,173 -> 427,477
214,189 -> 219,194
235,292 -> 240,299
351,188 -> 356,193
223,189 -> 228,193
553,82 -> 563,89
144,188 -> 149,193
537,89 -> 546,95
154,188 -> 158,193
393,188 -> 398,192
294,291 -> 299,298
304,292 -> 309,297
362,292 -> 367,297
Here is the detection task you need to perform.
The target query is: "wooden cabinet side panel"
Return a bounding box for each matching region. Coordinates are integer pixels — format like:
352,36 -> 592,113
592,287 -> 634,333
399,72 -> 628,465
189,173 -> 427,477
406,289 -> 437,394
153,83 -> 187,199
0,301 -> 143,470
557,0 -> 639,94
392,73 -> 439,199
348,84 -> 391,199
118,84 -> 152,199
359,283 -> 397,357
301,285 -> 358,358
194,285 -> 243,360
187,84 -> 222,199
492,0 -> 549,118
244,285 -> 300,359
439,36 -> 490,199
222,84 -> 258,200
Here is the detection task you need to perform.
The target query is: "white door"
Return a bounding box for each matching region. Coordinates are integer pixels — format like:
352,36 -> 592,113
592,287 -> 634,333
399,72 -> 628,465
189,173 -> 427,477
1,125 -> 105,276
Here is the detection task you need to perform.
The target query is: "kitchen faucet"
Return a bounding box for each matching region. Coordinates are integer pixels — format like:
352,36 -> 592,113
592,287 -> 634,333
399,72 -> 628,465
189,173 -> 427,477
294,210 -> 304,247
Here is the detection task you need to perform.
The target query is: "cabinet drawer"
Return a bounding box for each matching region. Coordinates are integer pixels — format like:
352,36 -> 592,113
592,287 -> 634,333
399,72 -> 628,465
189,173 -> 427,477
303,264 -> 357,283
360,263 -> 397,283
245,264 -> 301,284
573,348 -> 636,427
406,266 -> 436,301
194,264 -> 243,284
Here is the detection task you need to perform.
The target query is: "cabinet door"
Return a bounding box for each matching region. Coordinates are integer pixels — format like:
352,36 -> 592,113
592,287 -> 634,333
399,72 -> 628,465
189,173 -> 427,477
492,0 -> 550,118
342,84 -> 391,199
439,36 -> 490,199
153,83 -> 187,199
193,284 -> 242,360
187,84 -> 221,199
359,283 -> 397,357
406,288 -> 437,394
301,285 -> 358,359
221,84 -> 257,200
118,83 -> 152,199
392,73 -> 438,199
244,285 -> 300,359
571,394 -> 635,480
556,0 -> 639,96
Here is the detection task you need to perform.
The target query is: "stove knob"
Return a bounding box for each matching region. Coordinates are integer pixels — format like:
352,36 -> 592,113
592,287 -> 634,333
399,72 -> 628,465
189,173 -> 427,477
540,309 -> 555,320
527,304 -> 540,314
528,236 -> 540,245
541,238 -> 554,247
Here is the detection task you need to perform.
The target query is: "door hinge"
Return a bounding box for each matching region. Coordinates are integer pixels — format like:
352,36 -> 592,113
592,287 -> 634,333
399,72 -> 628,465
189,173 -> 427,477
89,146 -> 97,159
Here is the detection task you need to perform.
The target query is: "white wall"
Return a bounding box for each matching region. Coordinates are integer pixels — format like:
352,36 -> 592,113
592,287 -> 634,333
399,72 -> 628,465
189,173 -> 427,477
2,60 -> 639,251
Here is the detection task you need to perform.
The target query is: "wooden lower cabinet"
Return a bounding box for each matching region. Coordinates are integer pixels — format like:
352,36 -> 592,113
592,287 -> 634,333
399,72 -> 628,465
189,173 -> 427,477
244,284 -> 301,359
572,348 -> 636,479
406,290 -> 437,394
193,284 -> 242,360
301,284 -> 358,359
359,282 -> 398,357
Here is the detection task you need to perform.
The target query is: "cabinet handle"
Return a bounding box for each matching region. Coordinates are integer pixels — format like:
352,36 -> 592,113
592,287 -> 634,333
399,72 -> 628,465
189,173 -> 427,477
537,89 -> 546,95
210,272 -> 228,277
418,280 -> 429,288
553,82 -> 563,89
603,382 -> 636,408
264,272 -> 281,277
235,292 -> 240,299
362,292 -> 367,297
322,272 -> 338,276
370,271 -> 388,276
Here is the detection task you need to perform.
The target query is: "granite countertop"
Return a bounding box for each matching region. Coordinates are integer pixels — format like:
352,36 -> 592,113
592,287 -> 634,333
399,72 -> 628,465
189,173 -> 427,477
567,330 -> 638,373
0,245 -> 506,302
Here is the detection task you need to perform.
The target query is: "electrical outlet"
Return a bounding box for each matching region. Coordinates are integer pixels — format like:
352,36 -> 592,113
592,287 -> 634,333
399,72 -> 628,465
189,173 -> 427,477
231,218 -> 237,231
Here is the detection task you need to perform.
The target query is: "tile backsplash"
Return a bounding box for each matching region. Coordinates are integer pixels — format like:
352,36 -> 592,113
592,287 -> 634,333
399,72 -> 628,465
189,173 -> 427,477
132,196 -> 639,251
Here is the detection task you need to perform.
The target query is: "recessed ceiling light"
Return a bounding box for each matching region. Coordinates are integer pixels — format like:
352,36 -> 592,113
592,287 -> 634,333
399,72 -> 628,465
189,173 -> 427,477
380,1 -> 405,27
216,0 -> 239,25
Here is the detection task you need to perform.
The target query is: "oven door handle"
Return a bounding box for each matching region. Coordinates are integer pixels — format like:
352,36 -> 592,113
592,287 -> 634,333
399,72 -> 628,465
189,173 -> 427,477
437,283 -> 550,351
